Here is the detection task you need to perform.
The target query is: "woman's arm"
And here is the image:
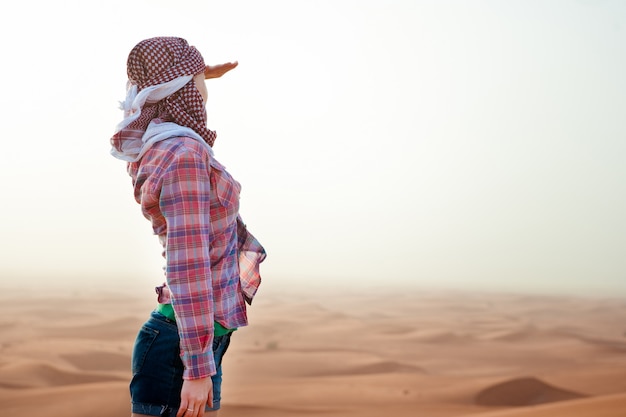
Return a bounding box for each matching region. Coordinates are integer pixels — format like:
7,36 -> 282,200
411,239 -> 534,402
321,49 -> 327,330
160,145 -> 216,379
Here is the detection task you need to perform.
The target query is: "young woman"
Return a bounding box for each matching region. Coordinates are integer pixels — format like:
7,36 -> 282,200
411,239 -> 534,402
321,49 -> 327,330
110,36 -> 266,417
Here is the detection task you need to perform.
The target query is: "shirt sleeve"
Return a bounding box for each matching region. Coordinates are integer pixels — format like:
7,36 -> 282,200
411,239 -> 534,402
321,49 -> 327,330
159,146 -> 216,379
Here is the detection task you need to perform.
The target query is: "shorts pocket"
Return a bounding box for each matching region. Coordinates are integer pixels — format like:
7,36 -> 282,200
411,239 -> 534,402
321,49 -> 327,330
131,324 -> 159,374
212,333 -> 232,369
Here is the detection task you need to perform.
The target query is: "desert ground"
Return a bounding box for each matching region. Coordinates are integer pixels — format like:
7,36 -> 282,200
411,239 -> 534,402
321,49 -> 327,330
1,283 -> 625,417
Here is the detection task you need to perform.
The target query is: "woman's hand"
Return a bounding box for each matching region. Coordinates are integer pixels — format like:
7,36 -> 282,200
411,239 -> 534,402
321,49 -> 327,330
204,61 -> 238,79
176,377 -> 213,417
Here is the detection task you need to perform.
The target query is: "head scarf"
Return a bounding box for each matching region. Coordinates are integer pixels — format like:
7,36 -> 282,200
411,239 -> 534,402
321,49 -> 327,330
111,37 -> 216,160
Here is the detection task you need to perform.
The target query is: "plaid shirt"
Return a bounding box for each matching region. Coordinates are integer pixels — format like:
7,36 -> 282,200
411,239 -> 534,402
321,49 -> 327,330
128,136 -> 265,379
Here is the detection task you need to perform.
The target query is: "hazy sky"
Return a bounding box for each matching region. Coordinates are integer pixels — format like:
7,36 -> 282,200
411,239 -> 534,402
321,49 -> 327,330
1,0 -> 624,296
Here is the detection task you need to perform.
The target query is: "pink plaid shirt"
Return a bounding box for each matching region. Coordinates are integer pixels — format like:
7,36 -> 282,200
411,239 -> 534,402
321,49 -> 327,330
128,136 -> 265,379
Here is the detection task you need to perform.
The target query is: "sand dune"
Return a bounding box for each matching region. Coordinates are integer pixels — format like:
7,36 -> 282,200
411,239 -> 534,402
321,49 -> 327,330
0,359 -> 125,389
465,393 -> 626,417
474,376 -> 586,406
0,286 -> 625,417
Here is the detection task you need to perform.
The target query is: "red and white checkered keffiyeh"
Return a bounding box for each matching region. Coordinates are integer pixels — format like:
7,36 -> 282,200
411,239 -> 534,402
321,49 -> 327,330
111,37 -> 216,160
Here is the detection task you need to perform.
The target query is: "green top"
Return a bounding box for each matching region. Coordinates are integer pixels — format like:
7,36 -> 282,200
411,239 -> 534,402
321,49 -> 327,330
156,303 -> 235,337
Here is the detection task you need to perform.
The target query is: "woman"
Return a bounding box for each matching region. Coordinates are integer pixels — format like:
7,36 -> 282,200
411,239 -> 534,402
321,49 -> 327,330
110,37 -> 266,417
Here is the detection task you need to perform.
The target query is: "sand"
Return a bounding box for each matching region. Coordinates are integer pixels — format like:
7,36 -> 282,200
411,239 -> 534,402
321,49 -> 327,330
1,284 -> 625,417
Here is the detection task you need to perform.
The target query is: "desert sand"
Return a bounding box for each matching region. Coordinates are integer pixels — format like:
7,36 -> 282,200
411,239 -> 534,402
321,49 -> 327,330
1,283 -> 625,417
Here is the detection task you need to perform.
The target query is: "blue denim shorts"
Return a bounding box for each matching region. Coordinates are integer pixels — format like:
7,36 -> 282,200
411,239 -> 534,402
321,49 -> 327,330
130,310 -> 232,416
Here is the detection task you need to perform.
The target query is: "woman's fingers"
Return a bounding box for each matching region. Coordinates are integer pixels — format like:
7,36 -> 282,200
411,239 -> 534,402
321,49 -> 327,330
204,61 -> 239,79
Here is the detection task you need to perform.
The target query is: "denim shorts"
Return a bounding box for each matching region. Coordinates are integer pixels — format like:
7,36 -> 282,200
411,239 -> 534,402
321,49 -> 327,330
130,310 -> 232,416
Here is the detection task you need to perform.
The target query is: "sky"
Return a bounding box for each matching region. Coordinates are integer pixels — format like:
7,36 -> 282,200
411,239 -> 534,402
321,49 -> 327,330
1,0 -> 625,296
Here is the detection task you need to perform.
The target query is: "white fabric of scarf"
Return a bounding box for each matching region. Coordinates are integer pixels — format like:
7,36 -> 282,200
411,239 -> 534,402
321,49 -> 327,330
110,75 -> 213,162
